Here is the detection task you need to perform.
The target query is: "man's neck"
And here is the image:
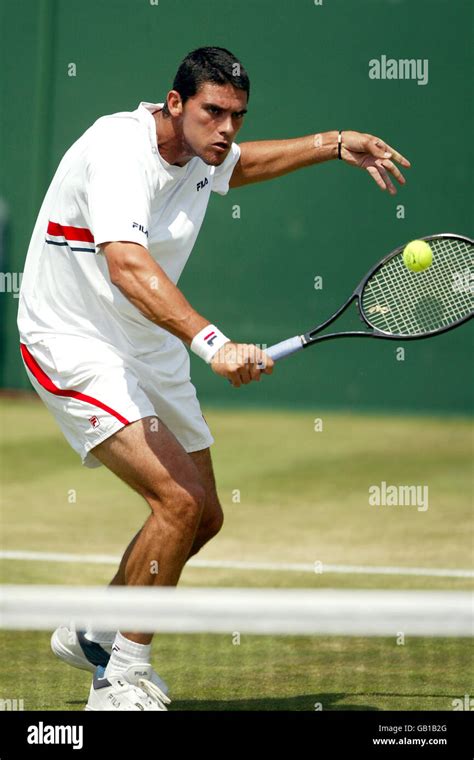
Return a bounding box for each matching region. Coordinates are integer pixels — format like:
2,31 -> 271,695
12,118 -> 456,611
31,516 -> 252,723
154,110 -> 192,167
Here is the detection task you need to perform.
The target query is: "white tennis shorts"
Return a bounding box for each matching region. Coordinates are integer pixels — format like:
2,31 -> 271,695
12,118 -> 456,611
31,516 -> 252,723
20,334 -> 214,468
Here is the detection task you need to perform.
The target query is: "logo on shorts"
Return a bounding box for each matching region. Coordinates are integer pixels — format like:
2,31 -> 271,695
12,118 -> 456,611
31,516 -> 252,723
89,416 -> 100,428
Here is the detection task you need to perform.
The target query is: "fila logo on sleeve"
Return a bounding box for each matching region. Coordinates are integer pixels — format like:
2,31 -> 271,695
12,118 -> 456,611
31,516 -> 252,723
132,222 -> 148,237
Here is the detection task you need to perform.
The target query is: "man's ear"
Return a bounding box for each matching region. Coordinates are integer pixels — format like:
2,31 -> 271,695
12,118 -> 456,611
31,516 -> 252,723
167,90 -> 183,117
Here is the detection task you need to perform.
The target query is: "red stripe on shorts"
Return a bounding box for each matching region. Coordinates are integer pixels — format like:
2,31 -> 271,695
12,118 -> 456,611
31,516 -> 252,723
20,343 -> 130,425
47,221 -> 95,243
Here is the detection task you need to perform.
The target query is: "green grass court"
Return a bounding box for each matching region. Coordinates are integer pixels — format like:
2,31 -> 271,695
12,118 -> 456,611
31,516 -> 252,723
0,399 -> 472,710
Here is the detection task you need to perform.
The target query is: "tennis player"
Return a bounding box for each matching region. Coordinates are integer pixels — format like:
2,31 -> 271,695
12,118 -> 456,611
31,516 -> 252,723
17,47 -> 410,711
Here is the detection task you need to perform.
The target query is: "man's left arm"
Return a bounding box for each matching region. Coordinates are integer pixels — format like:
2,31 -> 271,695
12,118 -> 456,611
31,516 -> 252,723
229,130 -> 411,195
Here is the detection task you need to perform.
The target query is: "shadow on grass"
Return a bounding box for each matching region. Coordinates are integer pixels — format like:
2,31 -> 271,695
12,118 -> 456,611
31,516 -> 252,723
65,695 -> 377,710
61,690 -> 460,711
163,694 -> 380,711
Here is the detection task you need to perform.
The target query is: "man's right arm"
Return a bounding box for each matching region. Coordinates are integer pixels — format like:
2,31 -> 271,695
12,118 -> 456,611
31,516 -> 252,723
102,241 -> 274,387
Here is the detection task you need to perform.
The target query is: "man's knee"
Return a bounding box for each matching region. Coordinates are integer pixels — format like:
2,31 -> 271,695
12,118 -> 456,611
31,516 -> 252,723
187,499 -> 224,559
145,479 -> 206,532
200,498 -> 224,541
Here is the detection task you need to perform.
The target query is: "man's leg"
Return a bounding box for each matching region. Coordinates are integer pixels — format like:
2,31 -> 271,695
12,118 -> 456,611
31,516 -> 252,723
109,446 -> 224,587
92,415 -> 206,645
187,447 -> 224,557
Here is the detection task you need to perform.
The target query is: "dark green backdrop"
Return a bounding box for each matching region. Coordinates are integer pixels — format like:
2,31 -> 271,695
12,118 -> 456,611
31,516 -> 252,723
1,0 -> 472,413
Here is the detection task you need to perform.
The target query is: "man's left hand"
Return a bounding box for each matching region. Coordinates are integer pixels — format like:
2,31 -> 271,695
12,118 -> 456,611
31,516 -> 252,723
339,131 -> 411,195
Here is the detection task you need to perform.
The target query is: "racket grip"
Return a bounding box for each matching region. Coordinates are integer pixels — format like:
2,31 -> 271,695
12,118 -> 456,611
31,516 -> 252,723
227,335 -> 305,383
262,335 -> 305,363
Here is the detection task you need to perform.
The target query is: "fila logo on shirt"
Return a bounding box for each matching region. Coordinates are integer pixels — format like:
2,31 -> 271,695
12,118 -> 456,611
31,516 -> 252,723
196,178 -> 209,192
132,222 -> 148,237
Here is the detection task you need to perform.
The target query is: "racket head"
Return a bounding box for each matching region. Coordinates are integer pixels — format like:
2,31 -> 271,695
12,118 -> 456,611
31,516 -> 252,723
357,233 -> 473,338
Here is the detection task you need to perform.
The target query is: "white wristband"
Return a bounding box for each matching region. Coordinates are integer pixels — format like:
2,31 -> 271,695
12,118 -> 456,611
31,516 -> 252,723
190,325 -> 230,364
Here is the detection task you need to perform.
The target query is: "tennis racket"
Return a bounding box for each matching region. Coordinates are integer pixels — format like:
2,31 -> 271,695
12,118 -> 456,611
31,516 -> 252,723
261,233 -> 473,364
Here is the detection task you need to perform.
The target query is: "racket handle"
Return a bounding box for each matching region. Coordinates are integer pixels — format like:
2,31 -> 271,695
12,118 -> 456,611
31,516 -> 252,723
227,336 -> 305,384
262,335 -> 305,363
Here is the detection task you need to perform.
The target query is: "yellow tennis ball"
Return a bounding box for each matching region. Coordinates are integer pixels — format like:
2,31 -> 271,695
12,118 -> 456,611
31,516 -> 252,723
403,240 -> 433,272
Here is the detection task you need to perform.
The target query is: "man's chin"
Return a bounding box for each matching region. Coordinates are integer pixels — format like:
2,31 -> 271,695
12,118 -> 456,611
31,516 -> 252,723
199,147 -> 229,166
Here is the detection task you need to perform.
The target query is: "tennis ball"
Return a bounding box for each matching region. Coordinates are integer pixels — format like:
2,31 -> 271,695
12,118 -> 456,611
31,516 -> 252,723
403,240 -> 433,272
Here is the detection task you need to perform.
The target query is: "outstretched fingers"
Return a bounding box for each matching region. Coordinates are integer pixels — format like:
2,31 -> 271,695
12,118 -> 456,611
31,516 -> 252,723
375,139 -> 411,168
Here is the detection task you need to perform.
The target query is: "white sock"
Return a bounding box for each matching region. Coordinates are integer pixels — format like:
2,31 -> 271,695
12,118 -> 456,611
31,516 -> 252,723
84,628 -> 116,645
104,631 -> 151,678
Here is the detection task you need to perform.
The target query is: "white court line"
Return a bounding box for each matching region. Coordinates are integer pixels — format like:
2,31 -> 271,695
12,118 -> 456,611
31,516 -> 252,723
0,550 -> 473,579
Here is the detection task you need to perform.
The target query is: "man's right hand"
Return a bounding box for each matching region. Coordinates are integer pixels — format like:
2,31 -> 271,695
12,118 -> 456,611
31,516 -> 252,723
210,342 -> 274,388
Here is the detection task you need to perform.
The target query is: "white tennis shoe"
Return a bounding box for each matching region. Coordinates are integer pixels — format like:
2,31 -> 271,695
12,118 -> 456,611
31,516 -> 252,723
51,625 -> 112,672
85,664 -> 171,711
51,625 -> 170,696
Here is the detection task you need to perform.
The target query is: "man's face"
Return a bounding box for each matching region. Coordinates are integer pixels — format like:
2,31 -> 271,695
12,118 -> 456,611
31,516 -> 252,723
179,82 -> 248,166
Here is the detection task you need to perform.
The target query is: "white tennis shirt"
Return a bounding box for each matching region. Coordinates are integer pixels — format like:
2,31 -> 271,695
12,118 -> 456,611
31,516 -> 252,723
18,101 -> 241,354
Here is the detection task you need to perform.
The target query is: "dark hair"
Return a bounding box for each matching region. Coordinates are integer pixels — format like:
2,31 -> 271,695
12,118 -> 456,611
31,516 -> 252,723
162,47 -> 250,116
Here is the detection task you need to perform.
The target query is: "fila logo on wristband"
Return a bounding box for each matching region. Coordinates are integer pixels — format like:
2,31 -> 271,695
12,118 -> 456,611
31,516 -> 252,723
204,330 -> 218,346
191,325 -> 230,364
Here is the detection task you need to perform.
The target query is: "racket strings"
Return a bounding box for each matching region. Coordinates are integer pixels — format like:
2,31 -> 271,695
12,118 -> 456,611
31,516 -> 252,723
361,238 -> 473,336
